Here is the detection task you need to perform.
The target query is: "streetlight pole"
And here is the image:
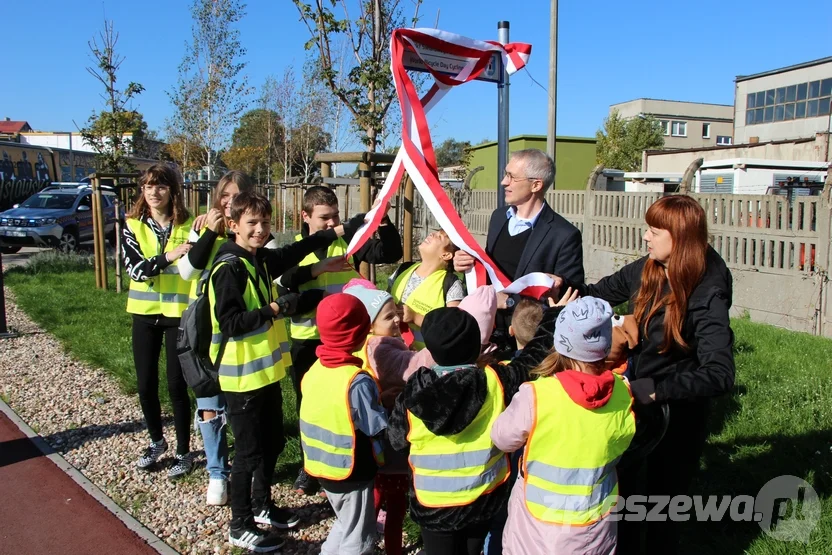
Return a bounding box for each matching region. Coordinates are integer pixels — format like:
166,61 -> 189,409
546,0 -> 558,183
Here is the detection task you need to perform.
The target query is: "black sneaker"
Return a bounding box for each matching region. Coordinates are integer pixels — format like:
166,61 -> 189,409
167,453 -> 194,480
228,523 -> 285,553
292,468 -> 319,495
136,438 -> 168,470
253,501 -> 300,529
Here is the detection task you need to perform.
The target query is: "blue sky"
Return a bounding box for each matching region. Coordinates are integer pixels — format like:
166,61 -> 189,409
3,0 -> 830,147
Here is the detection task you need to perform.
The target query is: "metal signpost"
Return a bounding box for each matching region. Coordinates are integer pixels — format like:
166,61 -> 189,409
401,22 -> 512,210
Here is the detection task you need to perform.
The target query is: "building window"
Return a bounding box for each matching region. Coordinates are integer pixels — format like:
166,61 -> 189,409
702,123 -> 711,138
746,77 -> 832,124
671,121 -> 687,137
716,136 -> 732,146
659,120 -> 670,136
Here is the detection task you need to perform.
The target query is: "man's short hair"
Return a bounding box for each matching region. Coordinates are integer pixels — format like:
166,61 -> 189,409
511,298 -> 544,347
512,149 -> 556,193
303,185 -> 339,214
230,191 -> 272,221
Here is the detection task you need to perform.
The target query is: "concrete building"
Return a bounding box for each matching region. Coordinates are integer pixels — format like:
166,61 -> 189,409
734,57 -> 832,145
610,99 -> 734,149
19,131 -> 165,160
644,132 -> 831,174
466,135 -> 596,191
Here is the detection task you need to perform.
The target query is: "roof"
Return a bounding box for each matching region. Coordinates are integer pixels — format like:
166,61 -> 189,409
0,121 -> 32,134
644,134 -> 821,155
610,98 -> 733,108
736,56 -> 832,83
468,134 -> 596,150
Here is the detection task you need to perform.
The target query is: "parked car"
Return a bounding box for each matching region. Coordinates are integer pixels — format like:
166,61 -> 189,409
0,183 -> 123,254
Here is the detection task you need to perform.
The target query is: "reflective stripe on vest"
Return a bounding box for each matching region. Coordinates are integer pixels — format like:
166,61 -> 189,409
300,361 -> 380,480
524,375 -> 636,525
290,235 -> 359,340
207,256 -> 288,393
390,263 -> 447,350
125,217 -> 193,318
407,366 -> 509,507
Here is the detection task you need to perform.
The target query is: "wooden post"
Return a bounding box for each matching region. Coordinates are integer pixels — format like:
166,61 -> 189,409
358,161 -> 371,279
114,199 -> 123,293
91,177 -> 108,290
320,162 -> 332,180
403,175 -> 414,262
293,187 -> 299,231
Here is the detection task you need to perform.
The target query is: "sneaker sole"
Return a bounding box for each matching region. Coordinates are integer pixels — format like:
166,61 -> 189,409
206,496 -> 228,506
254,515 -> 300,529
228,536 -> 284,553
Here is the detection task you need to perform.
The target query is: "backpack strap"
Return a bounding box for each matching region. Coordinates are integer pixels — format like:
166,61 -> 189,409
442,269 -> 465,304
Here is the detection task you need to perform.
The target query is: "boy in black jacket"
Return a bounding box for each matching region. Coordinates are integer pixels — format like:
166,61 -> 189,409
387,302 -> 560,553
279,185 -> 403,495
209,192 -> 349,553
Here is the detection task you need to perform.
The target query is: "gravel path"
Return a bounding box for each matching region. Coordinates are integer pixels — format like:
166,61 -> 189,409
0,288 -> 415,554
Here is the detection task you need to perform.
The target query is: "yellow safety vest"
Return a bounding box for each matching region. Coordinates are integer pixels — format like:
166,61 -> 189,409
407,366 -> 509,507
390,263 -> 447,350
290,235 -> 359,341
187,232 -> 292,370
207,256 -> 290,393
353,335 -> 379,379
524,374 -> 636,525
126,217 -> 193,318
300,361 -> 381,480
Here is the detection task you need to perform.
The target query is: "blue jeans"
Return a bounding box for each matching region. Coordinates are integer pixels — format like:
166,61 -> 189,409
484,449 -> 522,555
196,394 -> 230,480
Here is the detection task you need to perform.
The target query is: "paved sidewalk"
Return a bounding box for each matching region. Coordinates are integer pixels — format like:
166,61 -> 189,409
0,404 -> 173,555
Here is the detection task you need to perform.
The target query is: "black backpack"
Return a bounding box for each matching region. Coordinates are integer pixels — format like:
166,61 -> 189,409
177,253 -> 251,398
387,261 -> 464,302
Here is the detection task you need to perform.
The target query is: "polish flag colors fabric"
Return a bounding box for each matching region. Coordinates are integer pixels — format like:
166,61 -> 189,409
346,28 -> 553,299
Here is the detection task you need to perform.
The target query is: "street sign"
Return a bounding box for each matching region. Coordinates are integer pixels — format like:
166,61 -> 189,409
402,45 -> 503,84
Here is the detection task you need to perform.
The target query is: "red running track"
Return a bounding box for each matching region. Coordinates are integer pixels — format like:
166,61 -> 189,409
0,410 -> 160,555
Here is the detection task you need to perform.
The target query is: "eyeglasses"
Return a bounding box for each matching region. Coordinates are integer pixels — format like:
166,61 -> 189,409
142,185 -> 170,193
503,171 -> 540,184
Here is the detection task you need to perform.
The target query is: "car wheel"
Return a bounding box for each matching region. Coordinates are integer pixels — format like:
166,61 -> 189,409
59,229 -> 79,253
0,246 -> 22,254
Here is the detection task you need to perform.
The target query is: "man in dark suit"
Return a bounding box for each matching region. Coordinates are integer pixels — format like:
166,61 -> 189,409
454,149 -> 584,347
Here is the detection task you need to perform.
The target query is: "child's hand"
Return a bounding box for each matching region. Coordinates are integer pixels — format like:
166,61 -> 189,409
548,286 -> 579,308
204,209 -> 224,233
166,242 -> 192,262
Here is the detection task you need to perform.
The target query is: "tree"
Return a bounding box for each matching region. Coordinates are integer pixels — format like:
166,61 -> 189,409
226,108 -> 284,182
171,0 -> 251,179
293,0 -> 422,153
434,138 -> 472,168
595,110 -> 665,172
80,19 -> 145,173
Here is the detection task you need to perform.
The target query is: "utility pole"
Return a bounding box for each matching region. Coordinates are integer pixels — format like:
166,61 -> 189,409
546,0 -> 558,183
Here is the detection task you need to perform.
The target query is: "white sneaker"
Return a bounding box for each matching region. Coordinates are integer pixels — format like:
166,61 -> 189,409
207,478 -> 228,506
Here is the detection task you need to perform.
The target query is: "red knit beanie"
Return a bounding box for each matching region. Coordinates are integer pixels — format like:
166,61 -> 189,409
317,293 -> 371,352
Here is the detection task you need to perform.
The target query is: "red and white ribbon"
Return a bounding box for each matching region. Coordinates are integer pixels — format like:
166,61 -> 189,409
347,28 -> 553,299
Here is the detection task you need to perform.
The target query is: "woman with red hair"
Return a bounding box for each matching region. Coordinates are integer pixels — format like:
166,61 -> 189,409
558,195 -> 735,554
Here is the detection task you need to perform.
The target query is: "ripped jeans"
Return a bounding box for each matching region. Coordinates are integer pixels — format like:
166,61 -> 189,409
196,394 -> 230,480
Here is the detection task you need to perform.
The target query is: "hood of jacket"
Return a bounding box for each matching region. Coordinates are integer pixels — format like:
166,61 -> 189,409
556,370 -> 616,409
403,365 -> 487,436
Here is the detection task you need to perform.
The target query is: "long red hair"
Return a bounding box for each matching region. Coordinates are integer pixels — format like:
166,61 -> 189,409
634,196 -> 708,353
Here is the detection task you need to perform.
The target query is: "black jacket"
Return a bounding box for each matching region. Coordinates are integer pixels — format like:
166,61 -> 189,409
574,246 -> 735,402
486,202 -> 585,284
279,212 -> 403,292
210,230 -> 337,338
387,306 -> 559,531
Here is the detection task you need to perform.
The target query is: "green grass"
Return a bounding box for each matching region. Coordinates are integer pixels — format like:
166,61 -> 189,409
6,253 -> 832,553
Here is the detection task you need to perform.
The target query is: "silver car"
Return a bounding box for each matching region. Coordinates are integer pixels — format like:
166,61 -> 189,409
0,184 -> 122,253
